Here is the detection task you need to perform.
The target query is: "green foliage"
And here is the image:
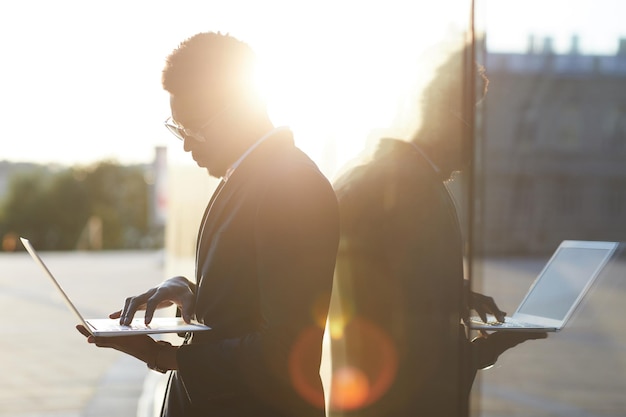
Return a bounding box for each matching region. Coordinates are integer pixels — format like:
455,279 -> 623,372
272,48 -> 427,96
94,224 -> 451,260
0,161 -> 153,250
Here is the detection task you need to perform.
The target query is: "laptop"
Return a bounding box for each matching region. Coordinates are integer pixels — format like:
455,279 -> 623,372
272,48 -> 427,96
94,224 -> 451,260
470,240 -> 618,332
20,237 -> 211,337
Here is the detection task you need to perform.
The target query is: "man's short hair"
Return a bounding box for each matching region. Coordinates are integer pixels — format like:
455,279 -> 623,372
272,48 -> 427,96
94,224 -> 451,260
162,32 -> 257,105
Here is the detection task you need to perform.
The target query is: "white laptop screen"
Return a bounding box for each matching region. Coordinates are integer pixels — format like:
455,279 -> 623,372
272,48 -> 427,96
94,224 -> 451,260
516,246 -> 612,321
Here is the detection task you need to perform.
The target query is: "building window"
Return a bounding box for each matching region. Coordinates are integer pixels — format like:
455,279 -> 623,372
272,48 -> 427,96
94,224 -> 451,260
602,105 -> 626,151
554,178 -> 581,217
556,103 -> 582,150
606,179 -> 626,218
511,175 -> 534,218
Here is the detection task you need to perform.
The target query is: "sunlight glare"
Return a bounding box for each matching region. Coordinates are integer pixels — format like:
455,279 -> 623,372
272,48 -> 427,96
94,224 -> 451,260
252,0 -> 471,178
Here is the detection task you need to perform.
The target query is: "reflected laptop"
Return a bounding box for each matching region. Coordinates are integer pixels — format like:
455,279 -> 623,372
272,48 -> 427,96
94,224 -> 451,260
20,237 -> 211,337
471,240 -> 618,332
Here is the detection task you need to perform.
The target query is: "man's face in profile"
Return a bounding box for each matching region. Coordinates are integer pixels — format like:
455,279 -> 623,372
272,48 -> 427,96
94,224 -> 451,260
169,93 -> 234,177
420,91 -> 470,177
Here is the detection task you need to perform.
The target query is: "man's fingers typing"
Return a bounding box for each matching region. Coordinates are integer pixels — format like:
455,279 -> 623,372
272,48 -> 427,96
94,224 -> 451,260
478,310 -> 488,323
120,296 -> 138,326
144,295 -> 163,325
493,309 -> 506,323
482,297 -> 505,320
181,302 -> 195,323
120,290 -> 154,325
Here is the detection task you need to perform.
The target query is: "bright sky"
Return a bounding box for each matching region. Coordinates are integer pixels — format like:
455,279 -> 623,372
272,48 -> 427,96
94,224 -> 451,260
477,0 -> 626,54
1,0 -> 625,178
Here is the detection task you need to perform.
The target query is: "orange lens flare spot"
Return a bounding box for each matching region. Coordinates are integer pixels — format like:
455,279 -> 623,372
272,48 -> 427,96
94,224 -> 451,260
288,326 -> 326,409
330,366 -> 371,410
329,317 -> 398,411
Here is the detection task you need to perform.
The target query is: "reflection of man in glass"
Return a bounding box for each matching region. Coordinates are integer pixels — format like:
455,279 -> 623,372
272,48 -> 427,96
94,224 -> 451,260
328,45 -> 545,417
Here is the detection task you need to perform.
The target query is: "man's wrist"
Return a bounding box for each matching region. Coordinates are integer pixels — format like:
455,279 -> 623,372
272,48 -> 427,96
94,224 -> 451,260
147,340 -> 173,373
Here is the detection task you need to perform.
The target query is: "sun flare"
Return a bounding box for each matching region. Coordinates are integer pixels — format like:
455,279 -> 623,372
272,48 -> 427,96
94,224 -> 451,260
251,2 -> 472,179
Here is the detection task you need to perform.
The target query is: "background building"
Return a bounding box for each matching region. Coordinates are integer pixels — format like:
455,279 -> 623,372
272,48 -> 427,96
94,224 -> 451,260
476,36 -> 626,255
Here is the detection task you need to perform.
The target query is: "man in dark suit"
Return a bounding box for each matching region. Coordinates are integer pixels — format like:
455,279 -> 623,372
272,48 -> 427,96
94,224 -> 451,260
327,46 -> 545,417
77,32 -> 340,417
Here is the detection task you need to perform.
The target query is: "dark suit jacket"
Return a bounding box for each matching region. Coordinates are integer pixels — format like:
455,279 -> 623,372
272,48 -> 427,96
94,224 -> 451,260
329,138 -> 466,417
163,130 -> 340,417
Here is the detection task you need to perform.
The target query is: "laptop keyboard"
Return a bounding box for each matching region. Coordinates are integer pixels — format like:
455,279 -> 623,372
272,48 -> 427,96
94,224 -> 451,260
115,320 -> 152,330
87,319 -> 153,332
470,317 -> 535,328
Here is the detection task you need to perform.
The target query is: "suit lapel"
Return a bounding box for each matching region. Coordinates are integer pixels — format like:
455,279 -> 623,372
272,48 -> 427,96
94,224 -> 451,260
195,179 -> 227,282
193,132 -> 294,284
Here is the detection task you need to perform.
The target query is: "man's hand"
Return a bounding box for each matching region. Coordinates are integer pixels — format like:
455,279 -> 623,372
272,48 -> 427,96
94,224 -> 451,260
471,331 -> 548,370
76,325 -> 177,371
111,276 -> 196,326
467,291 -> 506,323
76,324 -> 156,363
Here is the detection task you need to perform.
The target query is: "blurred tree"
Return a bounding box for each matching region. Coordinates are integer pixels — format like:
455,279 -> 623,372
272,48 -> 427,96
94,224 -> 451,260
43,168 -> 90,249
82,161 -> 149,249
0,161 -> 151,251
0,168 -> 55,249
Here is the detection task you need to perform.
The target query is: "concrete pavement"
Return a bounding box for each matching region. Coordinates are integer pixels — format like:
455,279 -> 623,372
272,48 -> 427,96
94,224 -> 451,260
2,250 -> 625,417
0,250 -> 166,417
471,255 -> 626,417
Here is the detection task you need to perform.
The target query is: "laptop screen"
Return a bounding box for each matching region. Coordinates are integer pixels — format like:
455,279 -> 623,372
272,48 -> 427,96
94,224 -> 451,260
516,247 -> 612,321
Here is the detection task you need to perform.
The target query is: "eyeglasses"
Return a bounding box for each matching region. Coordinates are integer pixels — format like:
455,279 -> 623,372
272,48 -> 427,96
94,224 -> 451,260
164,105 -> 232,143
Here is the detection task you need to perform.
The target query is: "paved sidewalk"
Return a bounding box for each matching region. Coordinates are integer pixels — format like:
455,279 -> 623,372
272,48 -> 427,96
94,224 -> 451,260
471,256 -> 626,417
0,250 -> 166,417
4,250 -> 624,417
